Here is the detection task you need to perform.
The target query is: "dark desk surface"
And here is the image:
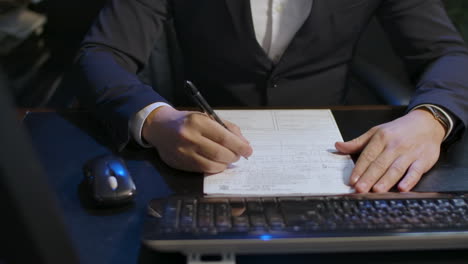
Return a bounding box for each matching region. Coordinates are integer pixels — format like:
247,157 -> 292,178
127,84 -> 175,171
23,107 -> 468,264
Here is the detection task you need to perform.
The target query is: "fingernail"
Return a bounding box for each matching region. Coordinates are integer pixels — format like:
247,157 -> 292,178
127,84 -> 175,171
357,182 -> 367,192
350,175 -> 359,185
399,181 -> 407,191
374,183 -> 385,192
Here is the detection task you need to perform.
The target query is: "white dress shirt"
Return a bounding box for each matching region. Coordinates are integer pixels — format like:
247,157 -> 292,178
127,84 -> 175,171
129,0 -> 453,147
250,0 -> 313,63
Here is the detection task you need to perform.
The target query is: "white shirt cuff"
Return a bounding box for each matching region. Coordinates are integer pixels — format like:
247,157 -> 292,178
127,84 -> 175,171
129,102 -> 173,148
411,104 -> 454,142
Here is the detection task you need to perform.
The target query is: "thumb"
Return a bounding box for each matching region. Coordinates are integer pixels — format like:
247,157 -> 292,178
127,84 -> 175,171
335,127 -> 376,154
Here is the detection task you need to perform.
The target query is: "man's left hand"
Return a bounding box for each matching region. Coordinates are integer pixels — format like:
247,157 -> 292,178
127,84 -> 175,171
335,109 -> 446,193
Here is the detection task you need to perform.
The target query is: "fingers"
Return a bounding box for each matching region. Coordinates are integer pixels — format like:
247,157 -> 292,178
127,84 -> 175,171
194,136 -> 241,164
398,160 -> 431,192
160,148 -> 229,174
352,146 -> 415,193
335,127 -> 377,154
176,114 -> 249,167
224,119 -> 250,144
346,114 -> 442,193
372,156 -> 413,193
145,109 -> 252,173
351,127 -> 410,193
179,113 -> 252,172
346,128 -> 385,186
199,118 -> 253,159
352,145 -> 396,192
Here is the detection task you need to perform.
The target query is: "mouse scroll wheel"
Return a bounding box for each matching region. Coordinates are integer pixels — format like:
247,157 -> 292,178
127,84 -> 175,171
108,176 -> 118,191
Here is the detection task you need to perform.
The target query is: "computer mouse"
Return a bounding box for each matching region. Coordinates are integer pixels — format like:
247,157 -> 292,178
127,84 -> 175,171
83,154 -> 136,206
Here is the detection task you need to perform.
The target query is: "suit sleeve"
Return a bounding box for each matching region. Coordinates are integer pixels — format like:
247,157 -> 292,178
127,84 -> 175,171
75,0 -> 171,150
377,0 -> 468,144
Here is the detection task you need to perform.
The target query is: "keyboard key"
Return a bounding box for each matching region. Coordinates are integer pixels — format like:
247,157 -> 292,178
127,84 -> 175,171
180,201 -> 195,230
232,216 -> 250,231
246,199 -> 263,213
452,198 -> 467,207
215,203 -> 232,229
161,199 -> 180,229
198,203 -> 214,228
263,201 -> 285,229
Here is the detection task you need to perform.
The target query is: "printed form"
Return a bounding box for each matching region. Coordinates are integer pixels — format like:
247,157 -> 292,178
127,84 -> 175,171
204,109 -> 355,196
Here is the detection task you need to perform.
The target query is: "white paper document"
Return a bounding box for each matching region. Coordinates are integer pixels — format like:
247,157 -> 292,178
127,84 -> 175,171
203,109 -> 355,196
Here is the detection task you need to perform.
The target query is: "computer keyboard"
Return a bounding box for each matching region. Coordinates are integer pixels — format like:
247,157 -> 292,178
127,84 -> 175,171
142,194 -> 468,258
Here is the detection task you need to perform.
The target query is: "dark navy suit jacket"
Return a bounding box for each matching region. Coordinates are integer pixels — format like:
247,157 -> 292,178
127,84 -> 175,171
77,0 -> 468,150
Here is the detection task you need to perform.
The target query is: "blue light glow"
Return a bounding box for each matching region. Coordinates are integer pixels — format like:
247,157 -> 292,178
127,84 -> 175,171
260,235 -> 272,241
114,168 -> 124,175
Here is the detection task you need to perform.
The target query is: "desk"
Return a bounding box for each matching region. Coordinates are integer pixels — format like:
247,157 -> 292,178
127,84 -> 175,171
22,107 -> 468,264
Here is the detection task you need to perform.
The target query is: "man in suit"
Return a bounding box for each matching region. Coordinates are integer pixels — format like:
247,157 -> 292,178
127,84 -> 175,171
77,0 -> 468,193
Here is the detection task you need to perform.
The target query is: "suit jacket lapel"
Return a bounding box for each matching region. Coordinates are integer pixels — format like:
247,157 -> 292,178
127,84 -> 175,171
224,0 -> 334,74
274,0 -> 332,75
225,0 -> 273,70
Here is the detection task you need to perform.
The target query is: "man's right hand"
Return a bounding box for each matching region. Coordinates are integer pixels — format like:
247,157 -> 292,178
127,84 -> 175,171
142,106 -> 253,173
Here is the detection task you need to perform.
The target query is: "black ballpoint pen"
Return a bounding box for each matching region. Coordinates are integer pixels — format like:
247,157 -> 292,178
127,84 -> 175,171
185,80 -> 229,130
185,80 -> 249,160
